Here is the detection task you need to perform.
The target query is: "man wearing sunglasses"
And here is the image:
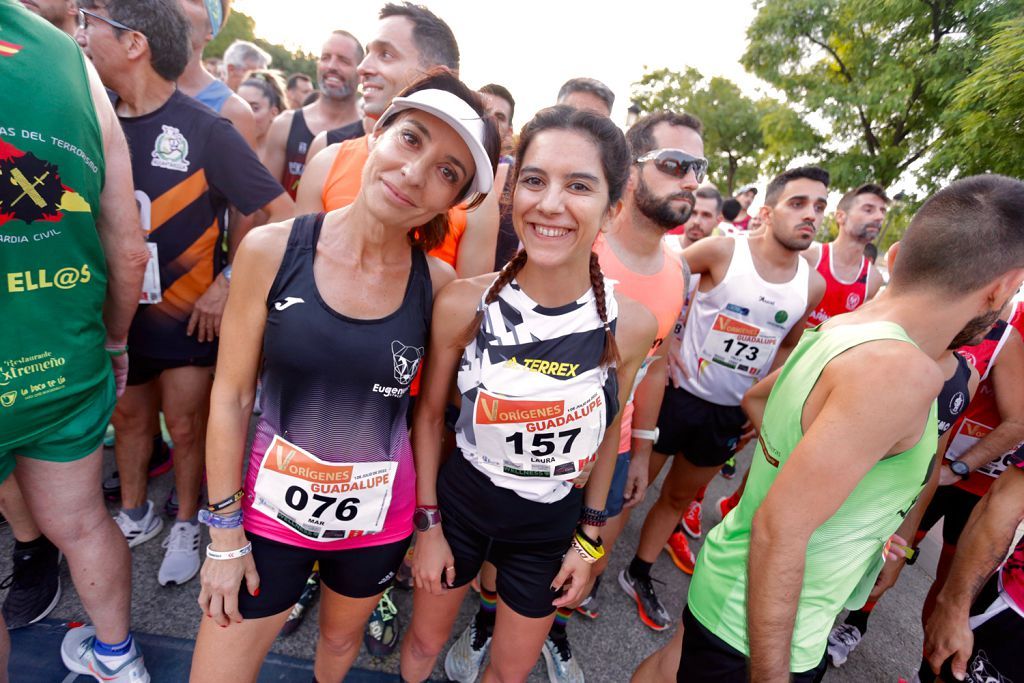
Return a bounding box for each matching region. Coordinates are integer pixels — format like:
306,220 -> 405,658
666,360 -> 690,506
622,167 -> 827,631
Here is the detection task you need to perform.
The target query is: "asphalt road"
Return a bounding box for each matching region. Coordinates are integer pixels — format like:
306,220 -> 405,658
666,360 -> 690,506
0,441 -> 942,682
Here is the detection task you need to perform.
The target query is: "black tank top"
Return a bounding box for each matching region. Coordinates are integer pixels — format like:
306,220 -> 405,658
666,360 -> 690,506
938,352 -> 972,436
282,109 -> 314,199
494,164 -> 519,270
326,120 -> 365,146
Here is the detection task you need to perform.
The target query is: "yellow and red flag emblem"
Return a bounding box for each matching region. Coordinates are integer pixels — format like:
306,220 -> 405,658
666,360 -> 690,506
0,40 -> 22,57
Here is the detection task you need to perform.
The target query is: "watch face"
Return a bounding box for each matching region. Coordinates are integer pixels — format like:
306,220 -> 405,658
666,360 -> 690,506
413,509 -> 429,531
951,461 -> 969,476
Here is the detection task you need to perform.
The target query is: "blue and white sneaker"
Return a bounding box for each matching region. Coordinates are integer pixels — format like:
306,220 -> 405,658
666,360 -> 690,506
61,625 -> 150,682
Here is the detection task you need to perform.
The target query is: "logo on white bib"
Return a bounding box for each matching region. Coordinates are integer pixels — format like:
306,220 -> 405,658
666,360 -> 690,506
274,297 -> 305,311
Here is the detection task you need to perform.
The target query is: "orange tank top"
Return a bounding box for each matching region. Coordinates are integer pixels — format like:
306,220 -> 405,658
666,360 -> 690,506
593,235 -> 685,453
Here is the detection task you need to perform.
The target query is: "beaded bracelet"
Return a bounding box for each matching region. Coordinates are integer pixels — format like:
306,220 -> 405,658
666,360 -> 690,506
206,542 -> 252,561
579,506 -> 608,528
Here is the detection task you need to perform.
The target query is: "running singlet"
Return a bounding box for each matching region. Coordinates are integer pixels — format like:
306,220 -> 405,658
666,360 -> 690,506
688,321 -> 938,671
119,90 -> 285,361
242,213 -> 429,549
325,120 -> 364,146
804,242 -> 870,328
678,237 -> 809,406
0,5 -> 112,447
319,136 -> 467,268
937,352 -> 972,437
946,304 -> 1024,496
281,109 -> 314,199
593,236 -> 683,453
193,79 -> 232,114
454,278 -> 620,503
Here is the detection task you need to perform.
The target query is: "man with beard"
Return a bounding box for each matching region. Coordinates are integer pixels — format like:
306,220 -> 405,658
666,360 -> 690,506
620,167 -> 826,632
680,174 -> 1024,682
803,183 -> 887,328
263,30 -> 364,198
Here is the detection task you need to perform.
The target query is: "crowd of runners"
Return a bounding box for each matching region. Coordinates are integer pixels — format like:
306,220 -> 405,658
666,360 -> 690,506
2,1 -> 1024,682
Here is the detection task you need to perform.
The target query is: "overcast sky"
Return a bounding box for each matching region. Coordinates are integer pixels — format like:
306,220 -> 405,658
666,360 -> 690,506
233,0 -> 767,131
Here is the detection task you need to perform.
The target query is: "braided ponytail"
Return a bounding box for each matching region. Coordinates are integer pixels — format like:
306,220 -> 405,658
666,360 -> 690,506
458,250 -> 529,347
589,251 -> 620,368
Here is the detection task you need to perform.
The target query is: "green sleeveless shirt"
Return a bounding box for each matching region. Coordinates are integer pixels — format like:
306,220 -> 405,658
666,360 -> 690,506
0,3 -> 113,448
688,321 -> 938,671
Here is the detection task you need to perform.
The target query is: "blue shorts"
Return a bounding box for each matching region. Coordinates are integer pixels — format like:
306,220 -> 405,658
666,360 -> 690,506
605,450 -> 632,518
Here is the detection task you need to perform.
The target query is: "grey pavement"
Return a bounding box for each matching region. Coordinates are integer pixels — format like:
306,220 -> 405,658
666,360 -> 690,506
0,441 -> 942,681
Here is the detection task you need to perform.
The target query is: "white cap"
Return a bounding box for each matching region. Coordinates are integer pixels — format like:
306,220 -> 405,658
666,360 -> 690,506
375,88 -> 494,202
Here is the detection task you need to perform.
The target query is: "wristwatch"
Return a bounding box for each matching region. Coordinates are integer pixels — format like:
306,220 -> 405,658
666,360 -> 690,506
413,506 -> 442,532
949,460 -> 970,480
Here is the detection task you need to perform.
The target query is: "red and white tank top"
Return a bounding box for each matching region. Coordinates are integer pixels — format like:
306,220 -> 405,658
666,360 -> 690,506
946,303 -> 1024,496
805,242 -> 870,328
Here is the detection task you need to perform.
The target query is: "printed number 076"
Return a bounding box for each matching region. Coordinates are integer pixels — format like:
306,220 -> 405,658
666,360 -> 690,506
285,486 -> 359,521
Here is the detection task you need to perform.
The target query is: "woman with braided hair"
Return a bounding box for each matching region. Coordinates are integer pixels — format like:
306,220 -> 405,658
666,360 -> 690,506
399,105 -> 658,683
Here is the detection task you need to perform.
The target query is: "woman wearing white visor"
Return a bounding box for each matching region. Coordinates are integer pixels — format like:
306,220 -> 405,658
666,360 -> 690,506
190,71 -> 500,683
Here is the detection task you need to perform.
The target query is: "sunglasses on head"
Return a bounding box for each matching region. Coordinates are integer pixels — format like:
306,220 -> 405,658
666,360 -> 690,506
636,149 -> 708,183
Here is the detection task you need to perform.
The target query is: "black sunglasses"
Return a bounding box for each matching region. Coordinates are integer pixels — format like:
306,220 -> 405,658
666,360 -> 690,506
636,149 -> 708,183
78,8 -> 140,33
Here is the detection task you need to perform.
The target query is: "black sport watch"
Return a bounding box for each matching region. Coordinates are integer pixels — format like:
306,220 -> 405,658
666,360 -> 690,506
949,460 -> 970,480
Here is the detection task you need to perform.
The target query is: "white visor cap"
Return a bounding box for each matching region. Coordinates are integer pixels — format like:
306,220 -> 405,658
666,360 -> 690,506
375,88 -> 494,203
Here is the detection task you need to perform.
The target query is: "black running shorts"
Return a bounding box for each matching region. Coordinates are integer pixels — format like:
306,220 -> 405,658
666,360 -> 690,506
236,532 -> 411,618
437,451 -> 583,618
126,350 -> 216,386
918,484 -> 980,547
655,386 -> 747,468
678,606 -> 826,683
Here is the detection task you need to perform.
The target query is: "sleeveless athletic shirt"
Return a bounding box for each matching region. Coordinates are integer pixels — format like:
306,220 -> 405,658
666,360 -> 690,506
281,109 -> 314,199
688,321 -> 938,671
937,352 -> 971,437
946,303 -> 1024,496
453,278 -> 621,503
593,235 -> 684,453
678,237 -> 809,406
319,136 -> 467,268
805,242 -> 870,328
0,4 -> 113,449
242,213 -> 430,549
194,79 -> 232,114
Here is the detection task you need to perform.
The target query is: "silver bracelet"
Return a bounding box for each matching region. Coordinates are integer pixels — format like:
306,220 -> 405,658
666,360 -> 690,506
205,542 -> 252,561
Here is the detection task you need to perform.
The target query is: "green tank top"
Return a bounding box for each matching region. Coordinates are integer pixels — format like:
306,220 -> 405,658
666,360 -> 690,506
0,3 -> 112,447
687,321 -> 937,671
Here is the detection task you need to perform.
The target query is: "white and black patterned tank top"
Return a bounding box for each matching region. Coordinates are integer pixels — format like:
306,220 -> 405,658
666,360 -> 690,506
455,277 -> 620,503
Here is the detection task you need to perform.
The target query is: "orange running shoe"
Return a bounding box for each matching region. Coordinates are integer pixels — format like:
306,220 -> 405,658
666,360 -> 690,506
718,493 -> 739,518
681,500 -> 702,539
665,530 -> 696,575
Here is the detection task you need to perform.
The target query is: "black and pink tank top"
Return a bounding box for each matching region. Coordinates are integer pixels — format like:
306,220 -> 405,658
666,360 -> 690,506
243,213 -> 430,549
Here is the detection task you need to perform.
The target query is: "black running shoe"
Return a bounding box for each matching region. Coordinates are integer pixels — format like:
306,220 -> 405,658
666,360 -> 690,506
618,569 -> 671,631
1,536 -> 61,629
279,571 -> 320,637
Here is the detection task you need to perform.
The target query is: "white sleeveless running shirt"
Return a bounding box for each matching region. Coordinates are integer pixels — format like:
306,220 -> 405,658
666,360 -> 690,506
677,238 -> 809,406
454,278 -> 620,503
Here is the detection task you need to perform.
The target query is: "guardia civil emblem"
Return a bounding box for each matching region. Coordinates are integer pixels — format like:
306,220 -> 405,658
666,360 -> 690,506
151,125 -> 190,172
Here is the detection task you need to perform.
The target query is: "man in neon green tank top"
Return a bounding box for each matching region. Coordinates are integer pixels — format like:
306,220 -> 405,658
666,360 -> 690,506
0,1 -> 151,679
673,174 -> 1024,682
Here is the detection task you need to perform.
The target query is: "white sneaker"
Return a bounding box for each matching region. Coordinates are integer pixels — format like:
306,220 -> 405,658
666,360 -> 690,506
114,501 -> 163,548
444,620 -> 492,682
827,622 -> 863,667
61,625 -> 150,682
541,635 -> 585,683
157,521 -> 201,586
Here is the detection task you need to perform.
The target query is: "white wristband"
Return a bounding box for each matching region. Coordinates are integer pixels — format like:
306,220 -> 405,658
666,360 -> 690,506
632,428 -> 659,442
205,542 -> 252,561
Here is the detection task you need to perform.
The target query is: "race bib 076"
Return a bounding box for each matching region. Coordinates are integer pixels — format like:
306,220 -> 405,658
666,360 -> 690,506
252,435 -> 397,541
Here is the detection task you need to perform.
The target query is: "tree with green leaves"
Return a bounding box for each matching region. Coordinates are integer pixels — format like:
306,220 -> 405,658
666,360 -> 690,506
743,0 -> 1022,191
631,67 -> 819,194
926,17 -> 1024,184
203,11 -> 317,80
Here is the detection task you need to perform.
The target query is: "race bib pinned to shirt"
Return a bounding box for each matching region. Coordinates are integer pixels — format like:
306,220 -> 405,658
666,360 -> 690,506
252,435 -> 397,542
698,313 -> 780,377
140,242 -> 162,304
